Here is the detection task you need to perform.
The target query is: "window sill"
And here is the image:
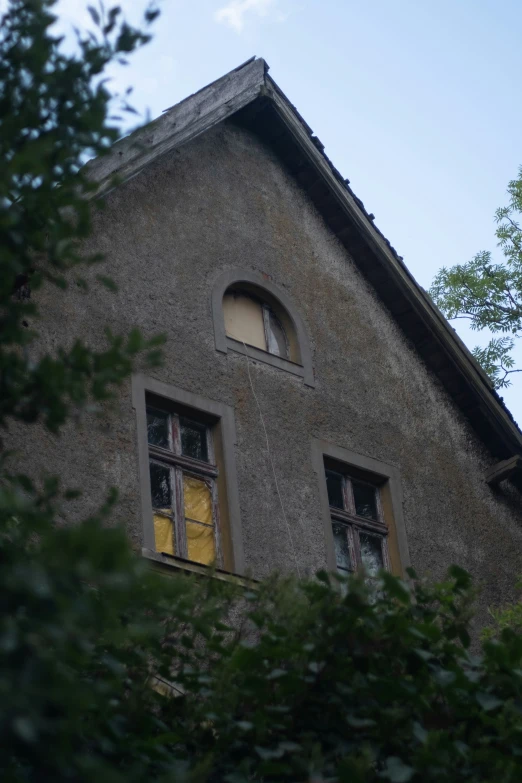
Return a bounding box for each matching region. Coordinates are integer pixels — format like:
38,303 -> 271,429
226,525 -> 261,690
226,337 -> 313,383
141,548 -> 257,588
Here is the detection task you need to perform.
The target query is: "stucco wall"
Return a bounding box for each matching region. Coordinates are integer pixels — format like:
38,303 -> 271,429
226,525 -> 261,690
10,120 -> 522,625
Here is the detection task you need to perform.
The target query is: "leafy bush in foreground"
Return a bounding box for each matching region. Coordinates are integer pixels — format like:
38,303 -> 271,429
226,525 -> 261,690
3,504 -> 522,783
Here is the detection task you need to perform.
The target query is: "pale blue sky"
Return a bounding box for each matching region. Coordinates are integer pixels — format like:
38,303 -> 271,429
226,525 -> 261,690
59,0 -> 522,423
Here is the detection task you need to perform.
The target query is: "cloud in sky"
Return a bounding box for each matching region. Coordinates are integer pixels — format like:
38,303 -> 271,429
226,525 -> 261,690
214,0 -> 279,33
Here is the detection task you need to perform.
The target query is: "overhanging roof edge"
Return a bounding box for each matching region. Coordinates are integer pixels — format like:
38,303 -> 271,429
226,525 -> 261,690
84,57 -> 268,198
259,80 -> 522,456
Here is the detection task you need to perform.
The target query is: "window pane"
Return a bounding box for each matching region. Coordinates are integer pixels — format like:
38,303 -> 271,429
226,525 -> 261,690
153,513 -> 175,556
180,418 -> 208,462
325,470 -> 344,509
359,533 -> 384,576
352,481 -> 378,520
186,521 -> 216,565
267,310 -> 288,359
184,476 -> 215,565
223,292 -> 266,351
149,461 -> 171,509
332,522 -> 352,572
147,408 -> 169,448
183,475 -> 212,525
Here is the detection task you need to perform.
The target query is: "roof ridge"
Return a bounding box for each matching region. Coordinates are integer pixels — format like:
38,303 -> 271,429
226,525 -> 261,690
161,56 -> 261,115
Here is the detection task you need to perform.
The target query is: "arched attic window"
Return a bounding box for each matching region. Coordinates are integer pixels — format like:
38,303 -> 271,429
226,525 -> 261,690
223,287 -> 295,362
211,269 -> 315,387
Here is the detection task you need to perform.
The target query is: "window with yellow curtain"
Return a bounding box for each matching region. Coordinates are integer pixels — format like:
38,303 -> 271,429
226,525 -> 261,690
223,290 -> 290,359
147,404 -> 220,567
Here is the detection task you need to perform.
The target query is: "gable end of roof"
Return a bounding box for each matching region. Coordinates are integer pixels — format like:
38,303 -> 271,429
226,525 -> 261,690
85,57 -> 522,475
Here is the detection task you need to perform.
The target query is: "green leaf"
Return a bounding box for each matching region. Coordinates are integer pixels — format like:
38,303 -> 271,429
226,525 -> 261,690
13,717 -> 36,743
64,488 -> 82,500
412,721 -> 428,744
382,757 -> 414,783
15,474 -> 34,493
255,746 -> 285,760
96,274 -> 118,292
346,716 -> 376,729
266,668 -> 286,680
476,692 -> 504,711
87,5 -> 101,26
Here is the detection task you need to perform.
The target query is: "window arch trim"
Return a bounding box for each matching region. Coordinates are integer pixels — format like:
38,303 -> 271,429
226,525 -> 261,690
211,268 -> 315,387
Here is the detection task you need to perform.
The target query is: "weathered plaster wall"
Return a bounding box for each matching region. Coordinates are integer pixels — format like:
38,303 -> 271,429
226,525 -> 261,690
11,120 -> 522,625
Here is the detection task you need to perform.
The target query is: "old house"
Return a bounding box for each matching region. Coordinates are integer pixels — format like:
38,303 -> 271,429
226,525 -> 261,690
20,58 -> 522,619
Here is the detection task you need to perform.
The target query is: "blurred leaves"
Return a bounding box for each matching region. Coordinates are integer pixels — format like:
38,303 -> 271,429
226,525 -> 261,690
0,1 -> 168,775
0,0 -> 163,432
5,542 -> 517,783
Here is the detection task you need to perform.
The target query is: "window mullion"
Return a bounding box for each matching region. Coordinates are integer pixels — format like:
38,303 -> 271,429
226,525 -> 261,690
350,525 -> 362,570
346,525 -> 357,572
173,466 -> 187,558
210,477 -> 222,568
343,476 -> 355,515
276,311 -> 290,359
262,303 -> 271,353
375,486 -> 385,525
381,536 -> 391,571
166,413 -> 174,452
148,446 -> 218,477
171,413 -> 182,456
206,426 -> 215,466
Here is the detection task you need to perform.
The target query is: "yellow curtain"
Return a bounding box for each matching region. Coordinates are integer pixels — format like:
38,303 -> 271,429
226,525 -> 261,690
183,476 -> 212,524
183,476 -> 215,565
186,521 -> 215,565
223,292 -> 266,350
154,511 -> 174,555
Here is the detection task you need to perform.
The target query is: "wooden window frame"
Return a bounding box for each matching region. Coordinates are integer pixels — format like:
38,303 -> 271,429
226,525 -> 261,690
327,469 -> 391,575
148,408 -> 222,565
212,268 -> 315,387
261,300 -> 290,360
224,289 -> 291,360
132,375 -> 245,575
311,439 -> 410,578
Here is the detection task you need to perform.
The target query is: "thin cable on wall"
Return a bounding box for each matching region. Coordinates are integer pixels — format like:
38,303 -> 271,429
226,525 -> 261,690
241,341 -> 302,579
